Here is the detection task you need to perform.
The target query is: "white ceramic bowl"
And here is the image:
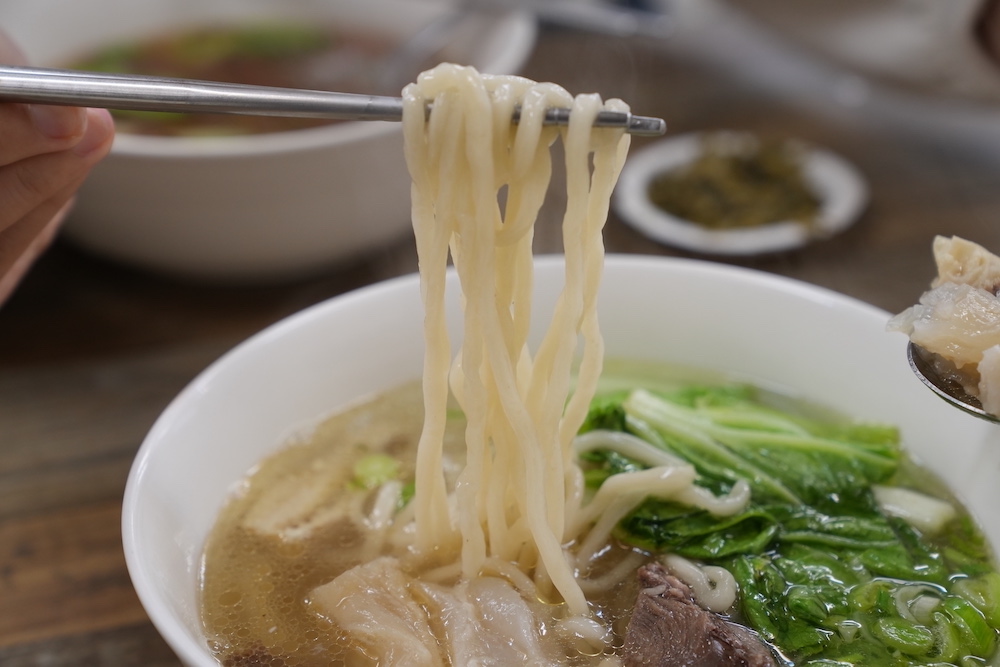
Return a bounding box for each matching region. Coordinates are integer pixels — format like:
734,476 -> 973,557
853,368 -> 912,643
0,0 -> 535,281
122,254 -> 1000,665
614,131 -> 869,256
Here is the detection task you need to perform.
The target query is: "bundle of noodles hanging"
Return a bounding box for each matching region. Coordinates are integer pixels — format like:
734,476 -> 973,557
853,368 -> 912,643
402,64 -> 630,616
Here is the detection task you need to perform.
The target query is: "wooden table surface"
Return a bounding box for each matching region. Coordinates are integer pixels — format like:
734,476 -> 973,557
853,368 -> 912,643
3,18 -> 1000,666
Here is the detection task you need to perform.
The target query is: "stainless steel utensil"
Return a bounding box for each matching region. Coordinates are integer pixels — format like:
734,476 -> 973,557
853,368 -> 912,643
907,341 -> 1000,423
0,65 -> 667,136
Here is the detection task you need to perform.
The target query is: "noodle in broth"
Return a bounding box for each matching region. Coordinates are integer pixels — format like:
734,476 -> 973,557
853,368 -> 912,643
402,64 -> 630,616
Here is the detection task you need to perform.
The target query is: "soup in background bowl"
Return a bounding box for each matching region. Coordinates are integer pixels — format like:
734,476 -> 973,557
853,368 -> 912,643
67,22 -> 403,137
122,255 -> 1000,665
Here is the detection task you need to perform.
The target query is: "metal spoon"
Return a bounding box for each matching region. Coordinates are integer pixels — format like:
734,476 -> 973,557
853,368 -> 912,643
906,342 -> 1000,423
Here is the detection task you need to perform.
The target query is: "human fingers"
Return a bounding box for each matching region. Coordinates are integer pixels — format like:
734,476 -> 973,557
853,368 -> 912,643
0,30 -> 94,164
0,107 -> 113,234
0,102 -> 92,166
0,180 -> 81,304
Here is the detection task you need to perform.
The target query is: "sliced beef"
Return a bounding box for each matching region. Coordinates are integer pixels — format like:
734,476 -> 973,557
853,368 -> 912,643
623,562 -> 778,667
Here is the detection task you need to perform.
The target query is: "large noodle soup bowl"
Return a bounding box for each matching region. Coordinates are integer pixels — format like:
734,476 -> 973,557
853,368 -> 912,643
122,255 -> 1000,665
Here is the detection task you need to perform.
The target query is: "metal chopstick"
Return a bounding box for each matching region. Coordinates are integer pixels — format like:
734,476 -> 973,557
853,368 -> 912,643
0,65 -> 667,136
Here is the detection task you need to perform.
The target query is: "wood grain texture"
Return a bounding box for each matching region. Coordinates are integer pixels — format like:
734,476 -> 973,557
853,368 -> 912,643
0,502 -> 147,647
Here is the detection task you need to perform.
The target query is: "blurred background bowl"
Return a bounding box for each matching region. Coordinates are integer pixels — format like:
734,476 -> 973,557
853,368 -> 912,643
0,0 -> 536,282
121,255 -> 1000,665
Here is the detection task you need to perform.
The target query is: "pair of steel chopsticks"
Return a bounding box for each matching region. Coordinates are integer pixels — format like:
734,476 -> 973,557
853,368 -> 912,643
0,65 -> 667,136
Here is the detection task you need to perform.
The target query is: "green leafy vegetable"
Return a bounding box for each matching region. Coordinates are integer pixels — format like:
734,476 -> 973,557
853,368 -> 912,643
621,500 -> 778,558
954,573 -> 1000,627
621,387 -> 899,509
350,453 -> 400,491
579,384 -> 1000,666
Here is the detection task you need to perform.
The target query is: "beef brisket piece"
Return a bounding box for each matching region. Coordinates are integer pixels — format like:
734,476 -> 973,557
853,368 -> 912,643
623,562 -> 778,667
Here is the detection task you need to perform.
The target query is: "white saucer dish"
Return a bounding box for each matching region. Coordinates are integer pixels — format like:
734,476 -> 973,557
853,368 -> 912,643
613,131 -> 869,255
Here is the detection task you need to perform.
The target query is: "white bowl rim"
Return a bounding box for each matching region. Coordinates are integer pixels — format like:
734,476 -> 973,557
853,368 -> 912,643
613,130 -> 870,256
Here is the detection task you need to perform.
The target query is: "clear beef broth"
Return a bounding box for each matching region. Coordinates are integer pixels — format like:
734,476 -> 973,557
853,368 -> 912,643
199,381 -> 650,666
67,23 -> 409,136
200,382 -> 426,665
199,367 -> 999,666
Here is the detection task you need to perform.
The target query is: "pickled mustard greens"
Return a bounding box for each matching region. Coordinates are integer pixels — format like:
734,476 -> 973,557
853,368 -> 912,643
647,134 -> 820,231
579,385 -> 1000,665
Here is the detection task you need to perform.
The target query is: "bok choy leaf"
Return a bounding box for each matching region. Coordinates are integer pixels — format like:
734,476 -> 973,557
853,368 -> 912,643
578,384 -> 1000,666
